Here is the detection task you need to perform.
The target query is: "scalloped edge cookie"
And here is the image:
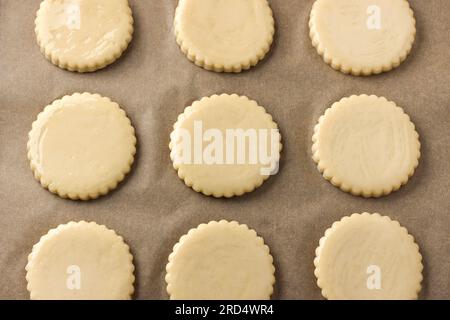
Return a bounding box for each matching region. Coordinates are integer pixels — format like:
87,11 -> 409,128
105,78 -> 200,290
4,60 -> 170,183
314,213 -> 423,300
27,92 -> 137,200
309,0 -> 416,76
26,221 -> 135,300
169,93 -> 282,198
174,0 -> 275,73
312,94 -> 420,198
165,220 -> 275,300
35,0 -> 134,72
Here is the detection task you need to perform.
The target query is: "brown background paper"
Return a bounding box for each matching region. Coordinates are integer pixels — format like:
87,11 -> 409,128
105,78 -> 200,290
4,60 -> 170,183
0,0 -> 449,300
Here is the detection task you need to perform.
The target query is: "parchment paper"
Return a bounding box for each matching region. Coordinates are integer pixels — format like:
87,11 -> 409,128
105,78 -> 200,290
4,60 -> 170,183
0,0 -> 449,300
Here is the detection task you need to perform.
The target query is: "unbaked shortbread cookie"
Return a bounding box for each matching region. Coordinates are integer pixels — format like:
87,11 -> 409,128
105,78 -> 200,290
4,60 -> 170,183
174,0 -> 275,72
170,94 -> 282,198
28,93 -> 136,200
312,95 -> 420,197
35,0 -> 134,72
26,221 -> 135,300
309,0 -> 416,75
166,220 -> 275,300
314,213 -> 423,300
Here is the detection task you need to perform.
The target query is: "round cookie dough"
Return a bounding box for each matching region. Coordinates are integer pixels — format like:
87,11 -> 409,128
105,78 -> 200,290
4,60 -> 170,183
309,0 -> 416,75
166,220 -> 275,300
314,213 -> 423,300
170,94 -> 282,198
35,0 -> 134,72
174,0 -> 275,72
312,94 -> 420,197
26,221 -> 135,300
28,92 -> 137,200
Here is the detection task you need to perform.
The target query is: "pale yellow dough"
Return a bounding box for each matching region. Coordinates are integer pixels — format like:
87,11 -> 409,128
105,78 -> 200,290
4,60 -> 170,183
315,213 -> 423,300
35,0 -> 134,72
166,220 -> 275,300
26,221 -> 135,300
28,93 -> 136,200
174,0 -> 275,72
309,0 -> 416,75
170,94 -> 282,198
312,95 -> 420,197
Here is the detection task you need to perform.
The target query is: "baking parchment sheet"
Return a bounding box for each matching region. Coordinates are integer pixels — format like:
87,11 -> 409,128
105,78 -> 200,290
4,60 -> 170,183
0,0 -> 449,299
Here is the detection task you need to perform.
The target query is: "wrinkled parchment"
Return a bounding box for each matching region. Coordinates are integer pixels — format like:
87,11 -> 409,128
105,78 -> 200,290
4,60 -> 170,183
0,0 -> 448,299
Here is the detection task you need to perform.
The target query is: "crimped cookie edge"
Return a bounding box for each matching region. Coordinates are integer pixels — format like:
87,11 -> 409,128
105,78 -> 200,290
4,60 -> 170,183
25,220 -> 135,300
165,220 -> 276,300
169,93 -> 282,198
27,92 -> 137,200
173,0 -> 275,73
311,94 -> 421,198
308,0 -> 416,76
314,212 -> 423,300
35,0 -> 134,73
